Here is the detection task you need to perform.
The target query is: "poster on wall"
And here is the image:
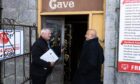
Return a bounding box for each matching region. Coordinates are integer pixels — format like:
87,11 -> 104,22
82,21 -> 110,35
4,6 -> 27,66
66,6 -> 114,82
118,0 -> 140,73
0,30 -> 23,61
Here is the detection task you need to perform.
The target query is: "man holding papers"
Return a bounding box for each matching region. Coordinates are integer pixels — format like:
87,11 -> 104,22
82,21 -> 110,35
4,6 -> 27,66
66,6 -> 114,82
30,28 -> 56,84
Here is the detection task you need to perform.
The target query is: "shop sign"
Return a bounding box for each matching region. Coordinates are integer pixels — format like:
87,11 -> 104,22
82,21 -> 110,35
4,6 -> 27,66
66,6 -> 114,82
118,0 -> 140,73
42,0 -> 103,12
0,30 -> 23,61
49,0 -> 75,10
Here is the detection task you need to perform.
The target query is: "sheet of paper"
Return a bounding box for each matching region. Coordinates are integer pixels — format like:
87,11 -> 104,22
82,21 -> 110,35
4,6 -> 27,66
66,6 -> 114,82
40,49 -> 58,62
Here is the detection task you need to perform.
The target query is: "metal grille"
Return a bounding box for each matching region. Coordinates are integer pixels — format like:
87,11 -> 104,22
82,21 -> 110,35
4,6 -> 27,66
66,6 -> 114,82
0,18 -> 37,84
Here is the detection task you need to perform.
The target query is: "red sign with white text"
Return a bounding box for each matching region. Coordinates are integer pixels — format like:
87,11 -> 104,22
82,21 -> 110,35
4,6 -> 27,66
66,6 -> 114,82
123,0 -> 140,4
118,62 -> 140,73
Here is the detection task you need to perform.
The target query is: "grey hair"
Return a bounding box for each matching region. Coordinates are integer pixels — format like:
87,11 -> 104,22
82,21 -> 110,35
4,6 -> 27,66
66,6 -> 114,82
41,28 -> 52,35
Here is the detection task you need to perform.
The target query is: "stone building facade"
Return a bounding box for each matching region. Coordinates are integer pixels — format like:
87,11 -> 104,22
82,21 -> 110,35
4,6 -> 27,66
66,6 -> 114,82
1,0 -> 37,84
104,0 -> 140,84
1,0 -> 140,84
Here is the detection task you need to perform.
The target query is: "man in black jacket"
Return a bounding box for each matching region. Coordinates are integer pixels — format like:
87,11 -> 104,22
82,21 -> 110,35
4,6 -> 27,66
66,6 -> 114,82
30,28 -> 55,84
72,29 -> 104,84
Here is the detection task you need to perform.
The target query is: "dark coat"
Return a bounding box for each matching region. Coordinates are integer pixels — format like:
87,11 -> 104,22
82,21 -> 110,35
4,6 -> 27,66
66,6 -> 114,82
30,37 -> 53,78
72,38 -> 104,84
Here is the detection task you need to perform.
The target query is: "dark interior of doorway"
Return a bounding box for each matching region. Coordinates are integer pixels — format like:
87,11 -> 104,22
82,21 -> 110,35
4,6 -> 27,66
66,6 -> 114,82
64,15 -> 88,84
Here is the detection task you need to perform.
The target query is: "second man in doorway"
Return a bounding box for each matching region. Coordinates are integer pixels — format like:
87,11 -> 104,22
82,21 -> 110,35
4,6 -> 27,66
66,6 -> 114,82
72,29 -> 104,84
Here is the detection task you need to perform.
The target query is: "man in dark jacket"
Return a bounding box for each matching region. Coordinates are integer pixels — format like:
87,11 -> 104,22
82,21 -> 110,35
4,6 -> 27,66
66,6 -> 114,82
30,28 -> 55,84
72,29 -> 104,84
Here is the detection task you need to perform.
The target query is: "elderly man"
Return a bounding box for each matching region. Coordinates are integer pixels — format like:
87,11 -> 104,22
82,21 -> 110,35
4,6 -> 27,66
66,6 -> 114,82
30,28 -> 55,84
72,29 -> 104,84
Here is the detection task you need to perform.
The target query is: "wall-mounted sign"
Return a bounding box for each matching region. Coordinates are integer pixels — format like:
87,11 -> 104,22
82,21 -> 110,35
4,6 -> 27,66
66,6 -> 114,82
0,30 -> 23,61
118,0 -> 140,73
42,0 -> 103,12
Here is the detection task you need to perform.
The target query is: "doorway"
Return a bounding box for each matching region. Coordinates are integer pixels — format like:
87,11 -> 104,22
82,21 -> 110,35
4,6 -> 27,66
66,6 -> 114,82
64,15 -> 88,83
41,15 -> 88,84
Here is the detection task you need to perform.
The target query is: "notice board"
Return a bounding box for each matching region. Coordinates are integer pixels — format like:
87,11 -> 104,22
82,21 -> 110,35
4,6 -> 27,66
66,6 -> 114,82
118,0 -> 140,73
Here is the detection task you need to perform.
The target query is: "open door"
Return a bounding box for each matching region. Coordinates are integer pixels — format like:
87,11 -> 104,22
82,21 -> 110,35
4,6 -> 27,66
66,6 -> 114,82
42,16 -> 65,84
41,15 -> 89,84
